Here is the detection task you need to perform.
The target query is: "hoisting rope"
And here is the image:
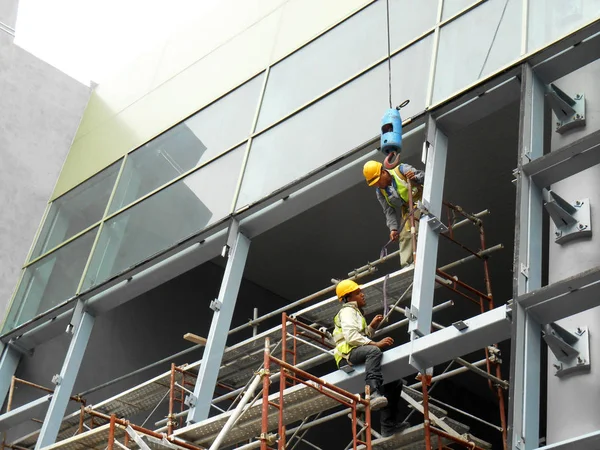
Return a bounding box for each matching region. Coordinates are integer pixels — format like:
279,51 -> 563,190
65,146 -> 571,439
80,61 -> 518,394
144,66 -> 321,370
385,0 -> 393,108
379,205 -> 418,317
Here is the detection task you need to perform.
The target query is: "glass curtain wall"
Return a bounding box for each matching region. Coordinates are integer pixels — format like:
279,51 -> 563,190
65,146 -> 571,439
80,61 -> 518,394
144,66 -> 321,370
7,0 -> 600,334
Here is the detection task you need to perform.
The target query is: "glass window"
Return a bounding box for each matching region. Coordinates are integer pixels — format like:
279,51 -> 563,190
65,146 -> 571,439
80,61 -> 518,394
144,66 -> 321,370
82,147 -> 245,290
442,0 -> 476,20
30,161 -> 121,260
432,0 -> 522,105
237,36 -> 433,208
108,75 -> 263,214
3,228 -> 98,333
390,0 -> 438,47
528,0 -> 600,52
256,1 -> 388,131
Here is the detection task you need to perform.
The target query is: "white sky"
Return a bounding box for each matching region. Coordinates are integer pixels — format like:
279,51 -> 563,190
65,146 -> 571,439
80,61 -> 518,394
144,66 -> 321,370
15,0 -> 218,86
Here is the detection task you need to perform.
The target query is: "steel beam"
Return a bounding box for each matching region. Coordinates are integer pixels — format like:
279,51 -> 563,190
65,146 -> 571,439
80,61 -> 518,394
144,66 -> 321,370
0,343 -> 21,408
186,225 -> 251,424
35,302 -> 95,449
509,64 -> 544,450
518,267 -> 600,324
522,129 -> 600,188
408,115 -> 448,349
324,305 -> 511,395
535,430 -> 600,450
0,395 -> 51,432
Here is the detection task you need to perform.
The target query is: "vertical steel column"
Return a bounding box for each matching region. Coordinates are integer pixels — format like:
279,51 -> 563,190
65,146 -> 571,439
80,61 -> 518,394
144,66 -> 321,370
36,301 -> 95,449
508,64 -> 544,450
186,222 -> 250,424
0,343 -> 21,409
408,115 -> 448,354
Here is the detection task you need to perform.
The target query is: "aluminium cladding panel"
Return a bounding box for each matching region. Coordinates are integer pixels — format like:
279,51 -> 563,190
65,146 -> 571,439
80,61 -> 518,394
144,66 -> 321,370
324,305 -> 511,395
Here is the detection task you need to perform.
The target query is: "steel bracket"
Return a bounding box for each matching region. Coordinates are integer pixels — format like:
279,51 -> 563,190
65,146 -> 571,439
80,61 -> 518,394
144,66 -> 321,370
520,263 -> 529,280
404,305 -> 418,321
67,300 -> 88,334
184,394 -> 196,407
416,200 -> 449,234
543,191 -> 592,244
209,299 -> 222,312
543,323 -> 590,377
545,84 -> 585,134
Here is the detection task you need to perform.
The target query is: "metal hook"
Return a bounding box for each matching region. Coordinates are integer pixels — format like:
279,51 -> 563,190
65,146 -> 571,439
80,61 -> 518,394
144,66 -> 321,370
384,151 -> 401,169
397,99 -> 410,109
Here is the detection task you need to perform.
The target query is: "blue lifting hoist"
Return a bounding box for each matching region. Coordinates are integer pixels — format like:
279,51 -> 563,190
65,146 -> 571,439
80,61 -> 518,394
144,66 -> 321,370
379,0 -> 409,170
380,100 -> 409,169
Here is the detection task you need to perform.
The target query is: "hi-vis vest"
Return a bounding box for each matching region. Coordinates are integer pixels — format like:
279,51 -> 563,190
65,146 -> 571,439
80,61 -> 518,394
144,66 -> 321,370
379,167 -> 422,208
333,304 -> 368,367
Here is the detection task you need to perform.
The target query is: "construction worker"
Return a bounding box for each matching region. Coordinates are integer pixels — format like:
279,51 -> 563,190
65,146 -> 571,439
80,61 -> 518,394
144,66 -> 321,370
363,160 -> 425,268
333,280 -> 410,437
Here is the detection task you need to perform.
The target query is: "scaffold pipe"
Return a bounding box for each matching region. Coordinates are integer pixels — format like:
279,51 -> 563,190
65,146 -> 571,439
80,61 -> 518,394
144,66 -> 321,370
209,373 -> 263,450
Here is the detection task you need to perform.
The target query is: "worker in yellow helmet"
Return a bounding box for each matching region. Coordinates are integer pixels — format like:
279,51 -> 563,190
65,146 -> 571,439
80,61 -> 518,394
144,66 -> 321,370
332,280 -> 410,437
363,160 -> 425,267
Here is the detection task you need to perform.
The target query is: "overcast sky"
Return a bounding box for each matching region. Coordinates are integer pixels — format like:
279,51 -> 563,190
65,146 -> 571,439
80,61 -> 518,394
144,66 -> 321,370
15,0 -> 218,86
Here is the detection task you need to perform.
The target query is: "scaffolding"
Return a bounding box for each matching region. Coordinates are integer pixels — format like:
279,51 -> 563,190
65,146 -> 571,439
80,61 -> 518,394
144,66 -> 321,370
1,196 -> 510,450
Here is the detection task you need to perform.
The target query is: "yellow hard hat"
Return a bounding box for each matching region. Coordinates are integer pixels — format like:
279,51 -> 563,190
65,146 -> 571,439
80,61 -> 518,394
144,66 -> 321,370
363,161 -> 382,186
336,279 -> 360,301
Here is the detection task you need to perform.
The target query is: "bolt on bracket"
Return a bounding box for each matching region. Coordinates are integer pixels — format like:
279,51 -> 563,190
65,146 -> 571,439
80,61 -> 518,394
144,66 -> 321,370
545,84 -> 585,134
543,190 -> 592,245
543,323 -> 591,377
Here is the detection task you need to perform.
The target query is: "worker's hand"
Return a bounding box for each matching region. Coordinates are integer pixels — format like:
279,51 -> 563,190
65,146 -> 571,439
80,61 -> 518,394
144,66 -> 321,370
374,337 -> 394,349
405,170 -> 416,180
370,314 -> 384,329
390,230 -> 400,241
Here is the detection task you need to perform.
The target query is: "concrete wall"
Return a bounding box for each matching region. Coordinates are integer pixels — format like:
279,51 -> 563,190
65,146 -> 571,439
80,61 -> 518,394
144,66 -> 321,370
0,27 -> 90,319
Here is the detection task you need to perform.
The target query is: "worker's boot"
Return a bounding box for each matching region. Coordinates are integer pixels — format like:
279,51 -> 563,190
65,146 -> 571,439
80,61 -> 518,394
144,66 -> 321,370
381,421 -> 410,438
367,381 -> 388,411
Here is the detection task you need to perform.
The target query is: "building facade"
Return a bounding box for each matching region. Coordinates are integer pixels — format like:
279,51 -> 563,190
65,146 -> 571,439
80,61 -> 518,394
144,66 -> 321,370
1,1 -> 600,449
0,0 -> 90,320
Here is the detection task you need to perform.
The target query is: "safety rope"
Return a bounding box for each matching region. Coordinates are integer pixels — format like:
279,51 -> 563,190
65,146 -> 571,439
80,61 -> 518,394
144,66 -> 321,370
385,0 -> 393,108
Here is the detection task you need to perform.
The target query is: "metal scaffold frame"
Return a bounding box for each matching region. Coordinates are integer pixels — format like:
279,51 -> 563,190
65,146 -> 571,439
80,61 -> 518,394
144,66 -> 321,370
0,194 -> 510,450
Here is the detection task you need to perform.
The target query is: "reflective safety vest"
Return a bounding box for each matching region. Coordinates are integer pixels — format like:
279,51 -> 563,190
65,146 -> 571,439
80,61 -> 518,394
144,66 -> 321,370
379,167 -> 421,208
332,304 -> 368,367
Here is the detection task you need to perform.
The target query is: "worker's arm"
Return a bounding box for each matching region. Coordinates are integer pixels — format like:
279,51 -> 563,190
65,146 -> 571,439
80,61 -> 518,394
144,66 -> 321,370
398,163 -> 425,184
375,190 -> 399,232
338,308 -> 372,347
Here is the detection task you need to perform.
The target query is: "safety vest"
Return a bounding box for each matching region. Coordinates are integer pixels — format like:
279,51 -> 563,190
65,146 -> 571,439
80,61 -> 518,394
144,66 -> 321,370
379,167 -> 421,207
332,303 -> 368,367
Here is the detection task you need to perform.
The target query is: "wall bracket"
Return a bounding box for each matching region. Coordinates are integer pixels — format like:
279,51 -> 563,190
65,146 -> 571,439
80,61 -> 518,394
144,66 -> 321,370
543,323 -> 590,377
545,83 -> 585,134
543,190 -> 592,244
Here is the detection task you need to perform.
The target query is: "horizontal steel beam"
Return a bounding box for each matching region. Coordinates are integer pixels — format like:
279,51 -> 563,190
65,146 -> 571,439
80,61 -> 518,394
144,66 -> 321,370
536,430 -> 600,450
322,305 -> 511,394
518,267 -> 600,324
0,395 -> 51,431
522,129 -> 600,188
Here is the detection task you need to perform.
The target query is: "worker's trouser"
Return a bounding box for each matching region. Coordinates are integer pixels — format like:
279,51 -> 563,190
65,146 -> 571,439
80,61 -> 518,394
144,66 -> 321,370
380,380 -> 410,434
348,345 -> 383,387
348,346 -> 409,432
399,208 -> 420,267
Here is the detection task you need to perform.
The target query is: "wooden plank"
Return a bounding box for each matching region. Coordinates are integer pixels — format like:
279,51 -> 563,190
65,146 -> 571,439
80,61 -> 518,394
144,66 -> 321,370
183,334 -> 207,346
